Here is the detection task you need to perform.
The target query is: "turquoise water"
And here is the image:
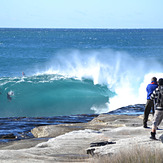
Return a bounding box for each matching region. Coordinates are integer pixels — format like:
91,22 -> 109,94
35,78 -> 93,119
0,28 -> 163,117
0,75 -> 112,117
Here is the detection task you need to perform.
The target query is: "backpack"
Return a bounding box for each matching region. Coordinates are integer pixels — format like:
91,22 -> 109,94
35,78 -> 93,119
157,86 -> 163,108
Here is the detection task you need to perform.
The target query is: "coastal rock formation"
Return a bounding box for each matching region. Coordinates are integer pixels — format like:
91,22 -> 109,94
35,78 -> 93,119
0,113 -> 163,162
31,114 -> 145,138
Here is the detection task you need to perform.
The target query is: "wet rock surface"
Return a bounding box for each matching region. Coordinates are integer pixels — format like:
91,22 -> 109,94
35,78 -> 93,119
0,112 -> 162,162
0,114 -> 98,143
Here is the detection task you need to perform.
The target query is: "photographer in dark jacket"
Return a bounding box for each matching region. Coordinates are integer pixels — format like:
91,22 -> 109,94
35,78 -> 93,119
150,78 -> 163,140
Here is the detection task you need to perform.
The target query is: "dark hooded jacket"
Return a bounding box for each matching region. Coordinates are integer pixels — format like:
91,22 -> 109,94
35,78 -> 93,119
150,85 -> 163,110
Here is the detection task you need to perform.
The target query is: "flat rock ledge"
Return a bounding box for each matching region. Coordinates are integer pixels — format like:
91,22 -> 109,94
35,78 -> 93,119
0,114 -> 163,162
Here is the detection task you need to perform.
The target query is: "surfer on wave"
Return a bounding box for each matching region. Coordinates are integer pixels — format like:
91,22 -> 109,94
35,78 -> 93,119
7,91 -> 14,101
22,72 -> 25,76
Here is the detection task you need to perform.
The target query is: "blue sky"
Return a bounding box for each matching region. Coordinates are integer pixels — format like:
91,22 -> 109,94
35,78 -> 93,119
0,0 -> 162,28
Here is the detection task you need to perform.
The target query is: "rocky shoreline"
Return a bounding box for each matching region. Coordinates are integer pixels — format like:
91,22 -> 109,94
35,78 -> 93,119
0,107 -> 163,162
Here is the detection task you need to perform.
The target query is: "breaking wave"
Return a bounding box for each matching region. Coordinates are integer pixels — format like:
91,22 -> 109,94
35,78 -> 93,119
1,49 -> 163,117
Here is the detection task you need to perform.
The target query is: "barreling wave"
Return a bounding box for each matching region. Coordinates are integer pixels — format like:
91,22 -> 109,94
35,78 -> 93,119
0,74 -> 114,117
1,49 -> 163,117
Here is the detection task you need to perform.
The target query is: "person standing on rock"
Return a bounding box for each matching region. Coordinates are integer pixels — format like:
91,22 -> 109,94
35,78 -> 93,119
143,77 -> 158,128
150,78 -> 163,140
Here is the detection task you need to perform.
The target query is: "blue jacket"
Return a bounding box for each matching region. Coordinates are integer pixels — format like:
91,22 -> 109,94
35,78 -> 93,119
146,81 -> 158,100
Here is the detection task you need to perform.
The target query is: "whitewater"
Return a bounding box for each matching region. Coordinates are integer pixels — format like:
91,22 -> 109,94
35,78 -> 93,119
0,28 -> 163,117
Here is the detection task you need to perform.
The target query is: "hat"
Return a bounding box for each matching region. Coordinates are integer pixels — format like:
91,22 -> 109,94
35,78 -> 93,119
151,77 -> 157,82
158,78 -> 163,86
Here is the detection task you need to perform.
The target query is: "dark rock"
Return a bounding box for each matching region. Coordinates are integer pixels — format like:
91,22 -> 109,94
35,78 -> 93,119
0,133 -> 16,139
107,104 -> 145,115
90,141 -> 116,147
87,148 -> 95,155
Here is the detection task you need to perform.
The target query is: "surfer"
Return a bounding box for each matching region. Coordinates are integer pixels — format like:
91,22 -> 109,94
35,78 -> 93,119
22,72 -> 25,76
7,91 -> 14,101
143,77 -> 158,128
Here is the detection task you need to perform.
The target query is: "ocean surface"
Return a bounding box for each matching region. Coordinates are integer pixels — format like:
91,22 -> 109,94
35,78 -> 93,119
0,28 -> 163,141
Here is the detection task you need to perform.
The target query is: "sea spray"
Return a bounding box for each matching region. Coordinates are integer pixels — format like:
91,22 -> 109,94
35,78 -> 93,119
1,49 -> 163,116
36,49 -> 163,112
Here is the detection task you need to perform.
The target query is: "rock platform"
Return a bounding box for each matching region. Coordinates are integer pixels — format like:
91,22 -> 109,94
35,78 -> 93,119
0,113 -> 163,162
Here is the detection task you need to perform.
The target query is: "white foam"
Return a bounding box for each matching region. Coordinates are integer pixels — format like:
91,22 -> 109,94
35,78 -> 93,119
33,49 -> 163,112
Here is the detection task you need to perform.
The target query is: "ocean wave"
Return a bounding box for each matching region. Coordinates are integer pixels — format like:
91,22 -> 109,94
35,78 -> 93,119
31,49 -> 163,111
1,48 -> 163,117
0,74 -> 113,117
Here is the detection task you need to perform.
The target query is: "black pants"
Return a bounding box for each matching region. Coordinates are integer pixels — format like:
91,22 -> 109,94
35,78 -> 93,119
143,100 -> 154,126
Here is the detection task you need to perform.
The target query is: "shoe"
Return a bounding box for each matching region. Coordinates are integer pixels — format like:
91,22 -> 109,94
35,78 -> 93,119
150,132 -> 156,140
150,136 -> 157,140
143,125 -> 148,128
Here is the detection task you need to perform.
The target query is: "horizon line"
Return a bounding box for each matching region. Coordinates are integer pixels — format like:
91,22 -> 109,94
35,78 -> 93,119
0,27 -> 163,30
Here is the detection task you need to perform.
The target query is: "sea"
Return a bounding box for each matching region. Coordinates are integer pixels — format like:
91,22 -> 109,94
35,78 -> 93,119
0,28 -> 163,142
